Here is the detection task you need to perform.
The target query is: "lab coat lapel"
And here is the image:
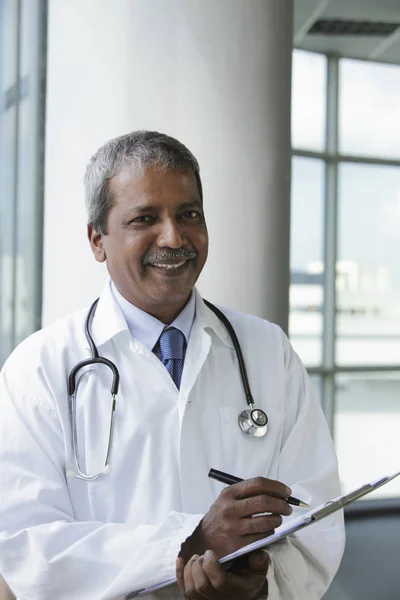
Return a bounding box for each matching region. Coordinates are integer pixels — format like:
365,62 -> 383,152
179,292 -> 233,413
179,317 -> 211,415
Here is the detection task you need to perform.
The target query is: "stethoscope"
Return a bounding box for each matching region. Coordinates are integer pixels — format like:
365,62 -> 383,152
67,298 -> 268,481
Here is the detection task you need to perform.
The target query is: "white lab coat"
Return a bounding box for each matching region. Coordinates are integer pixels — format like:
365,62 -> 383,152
0,285 -> 344,600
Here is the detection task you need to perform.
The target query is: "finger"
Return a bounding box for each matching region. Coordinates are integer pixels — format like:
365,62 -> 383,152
176,557 -> 186,593
232,477 -> 292,501
183,555 -> 201,599
202,550 -> 229,592
191,555 -> 217,599
236,494 -> 292,518
203,549 -> 266,596
246,550 -> 270,574
240,513 -> 283,537
229,550 -> 270,576
232,531 -> 276,550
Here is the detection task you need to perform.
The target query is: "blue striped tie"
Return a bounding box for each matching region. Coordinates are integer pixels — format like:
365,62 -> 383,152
158,327 -> 186,389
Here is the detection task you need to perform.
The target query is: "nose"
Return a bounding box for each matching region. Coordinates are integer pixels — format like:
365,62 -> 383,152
156,218 -> 185,249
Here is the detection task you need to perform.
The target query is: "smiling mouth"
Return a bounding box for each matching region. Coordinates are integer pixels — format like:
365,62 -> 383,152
148,260 -> 191,272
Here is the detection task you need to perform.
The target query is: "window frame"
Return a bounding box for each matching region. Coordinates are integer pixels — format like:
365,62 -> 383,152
291,51 -> 400,437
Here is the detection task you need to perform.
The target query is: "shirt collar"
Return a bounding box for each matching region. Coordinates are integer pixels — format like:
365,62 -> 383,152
110,281 -> 196,351
88,280 -> 233,351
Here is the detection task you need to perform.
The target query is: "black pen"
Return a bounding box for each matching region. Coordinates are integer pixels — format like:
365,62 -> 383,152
208,468 -> 309,508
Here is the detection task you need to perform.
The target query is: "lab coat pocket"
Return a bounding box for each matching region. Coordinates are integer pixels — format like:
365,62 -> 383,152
219,406 -> 284,481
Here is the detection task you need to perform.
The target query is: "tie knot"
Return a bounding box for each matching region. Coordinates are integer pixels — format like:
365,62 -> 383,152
158,327 -> 185,361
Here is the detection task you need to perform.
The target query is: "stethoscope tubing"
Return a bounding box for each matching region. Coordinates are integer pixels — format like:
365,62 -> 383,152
68,297 -> 268,480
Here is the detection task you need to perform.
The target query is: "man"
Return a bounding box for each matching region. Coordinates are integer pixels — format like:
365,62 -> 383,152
0,131 -> 344,599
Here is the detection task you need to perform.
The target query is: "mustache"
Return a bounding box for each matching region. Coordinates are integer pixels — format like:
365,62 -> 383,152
143,248 -> 197,265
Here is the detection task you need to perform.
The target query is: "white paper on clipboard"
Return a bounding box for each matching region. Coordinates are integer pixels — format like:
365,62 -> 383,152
125,470 -> 400,599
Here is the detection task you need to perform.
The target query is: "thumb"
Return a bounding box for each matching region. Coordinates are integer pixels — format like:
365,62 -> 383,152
247,550 -> 270,573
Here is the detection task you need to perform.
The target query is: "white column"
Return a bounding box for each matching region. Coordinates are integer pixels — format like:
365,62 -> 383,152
44,0 -> 293,332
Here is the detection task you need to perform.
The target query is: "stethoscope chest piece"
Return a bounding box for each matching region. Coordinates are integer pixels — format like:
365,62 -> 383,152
238,406 -> 268,437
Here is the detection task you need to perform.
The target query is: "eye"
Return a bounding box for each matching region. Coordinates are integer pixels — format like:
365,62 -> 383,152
129,215 -> 155,224
181,211 -> 202,220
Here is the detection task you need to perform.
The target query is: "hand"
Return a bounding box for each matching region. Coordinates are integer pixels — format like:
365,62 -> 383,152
176,549 -> 269,599
180,477 -> 292,560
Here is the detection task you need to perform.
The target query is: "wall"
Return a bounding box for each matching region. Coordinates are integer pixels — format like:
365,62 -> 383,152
43,0 -> 292,327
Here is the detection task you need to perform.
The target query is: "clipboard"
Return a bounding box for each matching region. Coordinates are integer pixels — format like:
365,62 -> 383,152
125,470 -> 400,599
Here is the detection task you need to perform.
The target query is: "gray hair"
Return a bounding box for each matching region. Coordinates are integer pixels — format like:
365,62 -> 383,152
84,130 -> 203,234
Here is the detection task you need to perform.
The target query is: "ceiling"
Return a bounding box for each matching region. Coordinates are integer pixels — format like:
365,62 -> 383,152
294,0 -> 400,63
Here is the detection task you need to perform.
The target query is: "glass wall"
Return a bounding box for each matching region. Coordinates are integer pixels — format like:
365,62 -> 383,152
290,50 -> 400,499
0,0 -> 46,365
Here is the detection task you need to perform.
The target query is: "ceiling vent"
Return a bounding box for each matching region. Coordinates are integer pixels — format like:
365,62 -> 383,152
308,19 -> 400,36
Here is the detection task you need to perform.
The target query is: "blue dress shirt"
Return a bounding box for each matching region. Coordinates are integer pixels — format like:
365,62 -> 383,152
110,281 -> 196,360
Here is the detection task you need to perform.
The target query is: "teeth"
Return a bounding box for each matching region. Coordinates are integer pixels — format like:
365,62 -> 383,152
151,261 -> 187,270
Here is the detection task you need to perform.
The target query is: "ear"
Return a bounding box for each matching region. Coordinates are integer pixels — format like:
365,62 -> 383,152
87,225 -> 106,263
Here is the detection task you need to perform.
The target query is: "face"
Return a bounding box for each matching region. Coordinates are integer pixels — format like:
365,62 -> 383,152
88,165 -> 208,322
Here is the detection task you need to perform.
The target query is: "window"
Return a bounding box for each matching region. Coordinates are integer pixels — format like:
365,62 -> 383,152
339,59 -> 400,159
289,157 -> 324,366
290,50 -> 400,497
337,163 -> 400,366
291,49 -> 327,151
0,0 -> 46,363
335,373 -> 400,498
0,0 -> 19,364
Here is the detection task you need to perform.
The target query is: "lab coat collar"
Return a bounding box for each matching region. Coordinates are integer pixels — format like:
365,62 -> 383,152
193,290 -> 234,350
88,281 -> 130,349
87,281 -> 234,351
